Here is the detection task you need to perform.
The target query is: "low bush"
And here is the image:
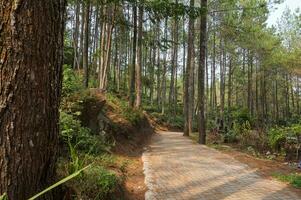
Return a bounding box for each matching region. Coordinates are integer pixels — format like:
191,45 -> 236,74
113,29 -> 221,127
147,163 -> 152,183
62,65 -> 83,97
60,111 -> 111,155
150,112 -> 184,129
67,165 -> 121,199
273,173 -> 301,188
268,124 -> 301,160
106,93 -> 145,126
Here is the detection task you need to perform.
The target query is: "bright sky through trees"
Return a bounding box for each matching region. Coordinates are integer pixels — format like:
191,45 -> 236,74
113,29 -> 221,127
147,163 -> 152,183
267,0 -> 301,26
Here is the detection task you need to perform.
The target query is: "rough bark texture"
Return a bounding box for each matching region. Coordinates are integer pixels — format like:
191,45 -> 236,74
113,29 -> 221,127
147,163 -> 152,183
161,18 -> 168,114
73,0 -> 80,70
83,0 -> 90,88
0,0 -> 65,199
135,5 -> 143,108
184,0 -> 195,136
129,4 -> 137,107
169,0 -> 178,114
198,0 -> 207,144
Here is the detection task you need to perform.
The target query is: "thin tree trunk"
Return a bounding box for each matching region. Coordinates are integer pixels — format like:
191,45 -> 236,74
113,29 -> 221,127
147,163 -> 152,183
228,58 -> 233,109
220,38 -> 225,129
169,0 -> 178,114
129,4 -> 137,107
161,17 -> 168,114
198,0 -> 207,144
135,5 -> 143,108
83,0 -> 90,88
156,20 -> 161,108
79,2 -> 85,68
211,27 -> 216,110
73,0 -> 80,70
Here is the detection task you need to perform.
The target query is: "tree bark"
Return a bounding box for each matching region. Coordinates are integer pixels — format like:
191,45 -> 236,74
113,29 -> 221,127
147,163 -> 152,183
228,58 -> 233,109
220,39 -> 225,128
184,0 -> 195,136
129,4 -> 137,107
73,0 -> 80,70
83,0 -> 90,88
198,0 -> 207,144
169,0 -> 178,114
135,5 -> 143,108
156,21 -> 161,108
161,17 -> 168,114
210,20 -> 216,110
0,0 -> 65,199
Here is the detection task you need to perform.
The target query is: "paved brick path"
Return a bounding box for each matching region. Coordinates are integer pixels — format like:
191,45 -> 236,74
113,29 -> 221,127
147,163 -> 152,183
142,131 -> 301,200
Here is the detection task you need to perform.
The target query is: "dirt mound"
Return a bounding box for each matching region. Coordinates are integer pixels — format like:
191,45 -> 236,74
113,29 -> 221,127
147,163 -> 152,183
83,89 -> 155,199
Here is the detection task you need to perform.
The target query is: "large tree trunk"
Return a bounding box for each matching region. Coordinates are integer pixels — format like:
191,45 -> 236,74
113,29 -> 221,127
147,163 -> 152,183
198,0 -> 207,144
0,0 -> 65,199
184,0 -> 195,136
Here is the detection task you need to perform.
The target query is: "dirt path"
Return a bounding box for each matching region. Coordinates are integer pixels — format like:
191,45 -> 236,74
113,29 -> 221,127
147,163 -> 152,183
142,131 -> 301,200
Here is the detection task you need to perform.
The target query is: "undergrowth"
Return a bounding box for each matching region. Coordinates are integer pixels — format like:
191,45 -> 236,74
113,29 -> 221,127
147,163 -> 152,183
273,173 -> 301,188
57,65 -> 127,199
106,93 -> 145,126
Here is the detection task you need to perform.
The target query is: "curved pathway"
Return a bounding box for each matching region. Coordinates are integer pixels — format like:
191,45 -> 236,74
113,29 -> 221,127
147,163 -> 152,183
142,131 -> 301,200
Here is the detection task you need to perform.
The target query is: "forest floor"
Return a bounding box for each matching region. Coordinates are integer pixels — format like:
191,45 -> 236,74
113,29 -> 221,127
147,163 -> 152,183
142,131 -> 301,200
114,126 -> 152,200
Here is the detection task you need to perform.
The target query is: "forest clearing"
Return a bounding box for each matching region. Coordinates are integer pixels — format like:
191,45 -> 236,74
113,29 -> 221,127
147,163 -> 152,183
0,0 -> 301,199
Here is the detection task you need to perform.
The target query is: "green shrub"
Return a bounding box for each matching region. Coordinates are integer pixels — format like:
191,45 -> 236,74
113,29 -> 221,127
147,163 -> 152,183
268,127 -> 286,150
60,111 -> 111,155
268,124 -> 301,159
167,115 -> 184,129
227,121 -> 252,145
94,167 -> 119,195
238,121 -> 252,145
232,107 -> 252,125
62,65 -> 83,97
268,124 -> 301,150
123,107 -> 144,126
273,173 -> 301,188
106,93 -> 145,126
150,112 -> 184,129
0,194 -> 7,200
223,107 -> 254,128
76,166 -> 120,199
224,129 -> 238,143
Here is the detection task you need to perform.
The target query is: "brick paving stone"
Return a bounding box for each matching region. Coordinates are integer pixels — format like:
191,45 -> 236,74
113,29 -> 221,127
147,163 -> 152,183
142,131 -> 301,200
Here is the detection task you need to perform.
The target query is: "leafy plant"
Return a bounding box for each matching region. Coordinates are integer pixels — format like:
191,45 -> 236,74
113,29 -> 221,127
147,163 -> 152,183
28,165 -> 91,200
268,127 -> 286,150
0,194 -> 7,200
60,111 -> 111,155
273,172 -> 301,188
75,166 -> 121,199
106,93 -> 145,126
268,124 -> 301,149
62,65 -> 83,97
